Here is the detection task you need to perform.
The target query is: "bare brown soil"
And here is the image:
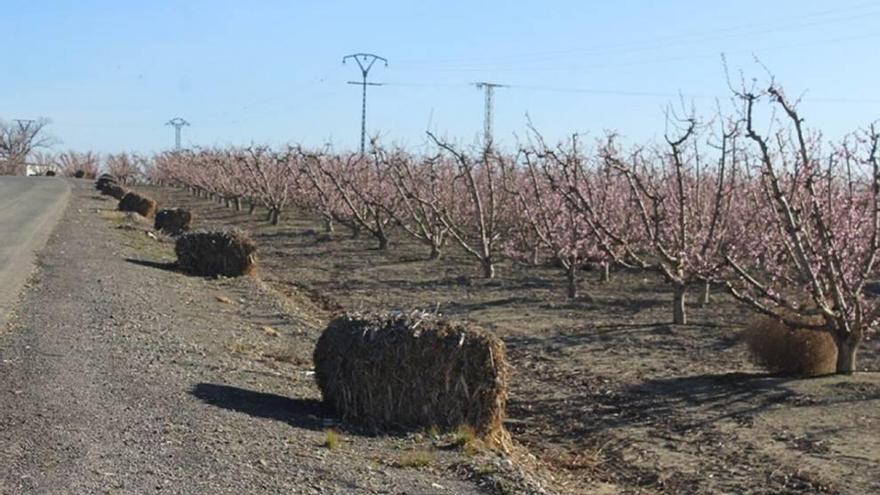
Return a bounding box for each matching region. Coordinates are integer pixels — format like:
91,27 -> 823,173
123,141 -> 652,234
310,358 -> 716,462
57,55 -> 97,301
137,185 -> 880,493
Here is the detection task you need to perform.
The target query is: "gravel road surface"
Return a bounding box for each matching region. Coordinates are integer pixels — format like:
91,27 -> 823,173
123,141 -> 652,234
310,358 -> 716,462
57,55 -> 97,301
0,182 -> 489,494
0,176 -> 70,326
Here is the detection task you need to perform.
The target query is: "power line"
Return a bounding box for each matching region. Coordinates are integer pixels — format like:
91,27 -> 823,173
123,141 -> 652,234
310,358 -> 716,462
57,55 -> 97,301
394,3 -> 880,69
343,53 -> 388,154
389,30 -> 880,75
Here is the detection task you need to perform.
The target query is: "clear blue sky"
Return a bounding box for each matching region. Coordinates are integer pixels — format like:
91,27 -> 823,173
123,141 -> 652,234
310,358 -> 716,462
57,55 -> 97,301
3,0 -> 879,154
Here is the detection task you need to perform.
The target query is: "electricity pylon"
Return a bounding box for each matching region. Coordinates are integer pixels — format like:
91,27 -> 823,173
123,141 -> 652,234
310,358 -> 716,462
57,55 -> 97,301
165,117 -> 190,151
473,82 -> 506,149
343,53 -> 387,154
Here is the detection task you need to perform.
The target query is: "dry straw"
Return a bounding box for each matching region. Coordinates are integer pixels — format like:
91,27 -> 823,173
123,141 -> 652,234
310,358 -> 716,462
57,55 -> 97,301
175,229 -> 257,277
154,208 -> 192,235
102,183 -> 129,200
741,314 -> 837,377
313,311 -> 511,448
95,174 -> 116,191
118,191 -> 159,218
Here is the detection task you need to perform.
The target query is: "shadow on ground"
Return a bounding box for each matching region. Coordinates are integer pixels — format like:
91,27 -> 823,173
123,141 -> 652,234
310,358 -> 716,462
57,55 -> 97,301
191,383 -> 330,431
125,258 -> 178,272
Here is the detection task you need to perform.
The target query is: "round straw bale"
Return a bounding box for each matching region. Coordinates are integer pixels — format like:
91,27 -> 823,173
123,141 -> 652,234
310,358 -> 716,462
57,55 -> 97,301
118,191 -> 159,218
96,174 -> 117,191
102,183 -> 128,200
74,170 -> 85,178
45,170 -> 56,177
741,314 -> 837,377
175,229 -> 256,277
154,208 -> 192,235
314,311 -> 510,446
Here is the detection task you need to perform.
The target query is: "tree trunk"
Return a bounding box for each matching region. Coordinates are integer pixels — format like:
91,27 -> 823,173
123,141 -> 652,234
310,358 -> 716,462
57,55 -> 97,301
266,208 -> 274,222
481,258 -> 495,279
270,208 -> 281,225
672,285 -> 687,325
324,217 -> 334,233
248,202 -> 256,215
233,197 -> 241,211
702,281 -> 711,306
377,233 -> 389,250
600,262 -> 610,283
350,225 -> 361,239
428,243 -> 441,260
835,335 -> 860,374
531,245 -> 540,265
566,262 -> 578,299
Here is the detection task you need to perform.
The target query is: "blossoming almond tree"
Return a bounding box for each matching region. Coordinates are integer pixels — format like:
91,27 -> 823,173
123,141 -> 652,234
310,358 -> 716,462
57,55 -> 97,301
381,146 -> 452,259
426,132 -> 512,279
235,146 -> 297,225
311,149 -> 398,250
507,133 -> 610,299
724,82 -> 880,373
596,113 -> 742,324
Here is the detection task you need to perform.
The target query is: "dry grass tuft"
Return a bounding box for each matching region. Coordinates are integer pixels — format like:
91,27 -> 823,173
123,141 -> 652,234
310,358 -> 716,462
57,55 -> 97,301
118,191 -> 159,218
396,450 -> 434,468
324,429 -> 341,450
175,229 -> 257,277
741,314 -> 837,377
154,208 -> 192,235
314,311 -> 511,449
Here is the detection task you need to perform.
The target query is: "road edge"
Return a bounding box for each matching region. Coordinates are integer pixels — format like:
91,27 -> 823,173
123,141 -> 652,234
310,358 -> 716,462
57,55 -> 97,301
0,178 -> 73,328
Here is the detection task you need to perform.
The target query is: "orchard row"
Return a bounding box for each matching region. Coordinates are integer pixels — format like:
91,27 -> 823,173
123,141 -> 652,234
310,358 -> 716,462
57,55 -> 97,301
142,84 -> 879,374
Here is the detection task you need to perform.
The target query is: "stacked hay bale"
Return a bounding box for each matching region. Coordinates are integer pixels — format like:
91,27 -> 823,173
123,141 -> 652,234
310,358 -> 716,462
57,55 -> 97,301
95,174 -> 116,191
103,183 -> 129,200
314,312 -> 510,447
175,230 -> 256,277
154,208 -> 192,235
96,174 -> 129,199
118,191 -> 159,218
741,314 -> 837,377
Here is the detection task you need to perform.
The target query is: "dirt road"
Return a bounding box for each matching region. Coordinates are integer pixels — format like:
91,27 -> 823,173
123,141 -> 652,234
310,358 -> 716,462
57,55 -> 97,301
0,182 -> 495,494
0,176 -> 70,325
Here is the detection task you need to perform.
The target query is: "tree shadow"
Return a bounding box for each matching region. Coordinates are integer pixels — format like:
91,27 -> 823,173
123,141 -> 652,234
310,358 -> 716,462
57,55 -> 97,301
191,383 -> 331,431
508,370 -> 880,447
124,258 -> 178,272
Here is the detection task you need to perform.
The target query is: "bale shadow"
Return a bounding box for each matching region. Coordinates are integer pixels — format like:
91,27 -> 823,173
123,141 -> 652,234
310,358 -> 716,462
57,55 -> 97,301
191,383 -> 330,431
125,258 -> 178,272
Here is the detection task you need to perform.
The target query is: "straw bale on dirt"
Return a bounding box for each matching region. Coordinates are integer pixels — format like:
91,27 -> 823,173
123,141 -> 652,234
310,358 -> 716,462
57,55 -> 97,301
314,311 -> 510,447
118,191 -> 159,218
175,229 -> 256,277
96,174 -> 117,191
742,315 -> 837,377
102,183 -> 128,200
154,208 -> 192,235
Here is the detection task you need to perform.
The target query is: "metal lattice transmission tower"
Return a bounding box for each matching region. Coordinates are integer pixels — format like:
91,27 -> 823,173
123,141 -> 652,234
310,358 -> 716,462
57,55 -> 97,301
473,82 -> 506,148
343,53 -> 388,154
165,117 -> 190,151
